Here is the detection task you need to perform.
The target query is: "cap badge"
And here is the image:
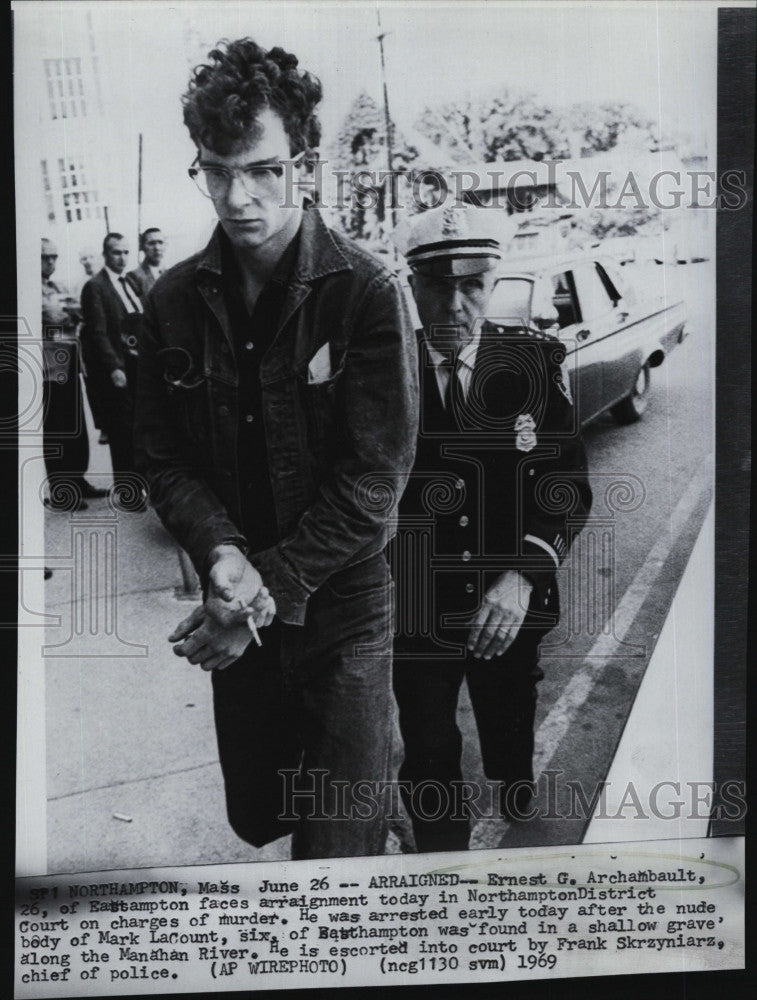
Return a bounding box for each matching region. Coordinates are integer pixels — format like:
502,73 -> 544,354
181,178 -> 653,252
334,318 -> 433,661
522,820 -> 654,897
442,205 -> 464,237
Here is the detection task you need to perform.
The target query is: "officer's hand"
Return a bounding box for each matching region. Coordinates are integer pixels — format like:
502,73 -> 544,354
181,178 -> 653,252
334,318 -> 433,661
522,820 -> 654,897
168,605 -> 252,672
111,368 -> 127,389
467,571 -> 533,660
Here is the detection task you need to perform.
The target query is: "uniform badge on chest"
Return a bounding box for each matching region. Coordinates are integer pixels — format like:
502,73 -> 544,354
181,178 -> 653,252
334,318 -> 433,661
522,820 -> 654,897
514,413 -> 537,452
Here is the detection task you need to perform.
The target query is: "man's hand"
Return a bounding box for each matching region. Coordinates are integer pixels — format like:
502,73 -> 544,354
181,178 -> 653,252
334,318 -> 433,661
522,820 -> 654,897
169,606 -> 253,672
205,544 -> 266,627
111,368 -> 127,388
467,570 -> 533,660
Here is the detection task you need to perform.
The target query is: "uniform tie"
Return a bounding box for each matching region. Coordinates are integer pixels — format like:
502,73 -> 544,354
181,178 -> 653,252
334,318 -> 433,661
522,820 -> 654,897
443,349 -> 464,414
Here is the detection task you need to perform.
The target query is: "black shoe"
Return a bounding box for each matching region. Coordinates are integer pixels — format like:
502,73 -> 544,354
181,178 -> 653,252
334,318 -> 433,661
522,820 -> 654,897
98,431 -> 109,444
78,480 -> 109,499
44,496 -> 89,512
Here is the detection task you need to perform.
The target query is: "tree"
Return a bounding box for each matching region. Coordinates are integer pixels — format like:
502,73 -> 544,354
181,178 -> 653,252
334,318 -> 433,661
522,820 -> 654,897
329,92 -> 424,240
563,101 -> 656,156
415,89 -> 571,163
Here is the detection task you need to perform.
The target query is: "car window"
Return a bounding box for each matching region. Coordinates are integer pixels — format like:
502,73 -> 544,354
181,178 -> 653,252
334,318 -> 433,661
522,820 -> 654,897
601,259 -> 638,308
573,262 -> 616,320
489,277 -> 533,325
595,262 -> 623,307
550,270 -> 582,328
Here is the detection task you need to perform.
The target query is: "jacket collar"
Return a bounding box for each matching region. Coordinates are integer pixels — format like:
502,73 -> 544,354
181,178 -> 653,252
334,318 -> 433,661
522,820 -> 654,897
194,207 -> 350,285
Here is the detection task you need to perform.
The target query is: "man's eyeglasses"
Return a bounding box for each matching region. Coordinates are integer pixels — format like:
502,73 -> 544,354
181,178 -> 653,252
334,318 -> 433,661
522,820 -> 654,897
188,150 -> 309,200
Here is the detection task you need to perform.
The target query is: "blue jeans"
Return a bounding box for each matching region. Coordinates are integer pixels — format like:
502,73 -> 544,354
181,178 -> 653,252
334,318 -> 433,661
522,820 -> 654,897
211,553 -> 394,860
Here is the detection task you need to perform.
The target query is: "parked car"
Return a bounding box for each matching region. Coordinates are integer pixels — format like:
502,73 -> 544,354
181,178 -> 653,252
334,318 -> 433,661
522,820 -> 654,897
487,253 -> 689,426
594,235 -> 637,266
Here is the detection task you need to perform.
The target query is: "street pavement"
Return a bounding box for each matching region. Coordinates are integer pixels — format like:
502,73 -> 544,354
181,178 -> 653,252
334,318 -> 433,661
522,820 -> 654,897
41,260 -> 715,873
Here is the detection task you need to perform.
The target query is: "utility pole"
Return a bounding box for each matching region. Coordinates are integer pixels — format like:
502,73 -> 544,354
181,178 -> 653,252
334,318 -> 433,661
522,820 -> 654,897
137,132 -> 144,254
376,9 -> 398,241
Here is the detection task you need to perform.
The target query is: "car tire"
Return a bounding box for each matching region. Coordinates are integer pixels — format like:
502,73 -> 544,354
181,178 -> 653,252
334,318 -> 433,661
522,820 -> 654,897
612,363 -> 651,424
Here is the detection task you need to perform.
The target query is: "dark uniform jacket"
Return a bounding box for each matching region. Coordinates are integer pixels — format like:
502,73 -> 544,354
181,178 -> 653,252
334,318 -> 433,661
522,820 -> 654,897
133,208 -> 419,625
397,322 -> 592,642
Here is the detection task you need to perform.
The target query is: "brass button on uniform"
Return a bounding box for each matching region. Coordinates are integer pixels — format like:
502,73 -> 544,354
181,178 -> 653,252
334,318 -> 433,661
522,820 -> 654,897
454,478 -> 465,490
459,514 -> 469,527
245,341 -> 254,351
465,582 -> 475,593
218,404 -> 230,417
461,550 -> 471,562
245,414 -> 254,423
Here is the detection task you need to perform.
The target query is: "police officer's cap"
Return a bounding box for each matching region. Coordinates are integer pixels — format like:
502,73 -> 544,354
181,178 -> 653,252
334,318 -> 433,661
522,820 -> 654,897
393,203 -> 506,277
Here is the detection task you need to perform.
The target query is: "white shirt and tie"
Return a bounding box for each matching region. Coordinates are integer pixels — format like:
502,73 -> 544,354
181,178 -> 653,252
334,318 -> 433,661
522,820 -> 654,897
105,267 -> 143,314
425,327 -> 481,409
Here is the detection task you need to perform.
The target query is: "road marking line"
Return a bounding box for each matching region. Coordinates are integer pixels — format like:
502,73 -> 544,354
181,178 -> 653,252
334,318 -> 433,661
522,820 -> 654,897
469,455 -> 713,851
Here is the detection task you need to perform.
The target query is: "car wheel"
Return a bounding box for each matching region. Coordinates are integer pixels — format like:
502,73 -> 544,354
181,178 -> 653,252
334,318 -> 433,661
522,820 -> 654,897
612,363 -> 651,424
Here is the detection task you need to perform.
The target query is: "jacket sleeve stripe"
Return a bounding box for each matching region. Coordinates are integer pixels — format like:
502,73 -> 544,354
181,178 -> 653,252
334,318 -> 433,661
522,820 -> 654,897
524,533 -> 560,568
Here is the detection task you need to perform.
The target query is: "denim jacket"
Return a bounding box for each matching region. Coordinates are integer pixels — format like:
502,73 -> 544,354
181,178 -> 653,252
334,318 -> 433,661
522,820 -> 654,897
134,209 -> 419,624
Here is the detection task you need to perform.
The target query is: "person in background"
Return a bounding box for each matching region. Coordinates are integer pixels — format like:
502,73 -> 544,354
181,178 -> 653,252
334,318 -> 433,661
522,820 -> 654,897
127,227 -> 166,297
74,247 -> 97,297
80,233 -> 146,506
75,246 -> 108,444
392,204 -> 593,853
41,238 -> 108,510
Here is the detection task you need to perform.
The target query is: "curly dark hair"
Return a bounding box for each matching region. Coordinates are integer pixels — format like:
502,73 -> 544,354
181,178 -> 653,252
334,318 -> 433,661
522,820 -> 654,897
182,38 -> 322,155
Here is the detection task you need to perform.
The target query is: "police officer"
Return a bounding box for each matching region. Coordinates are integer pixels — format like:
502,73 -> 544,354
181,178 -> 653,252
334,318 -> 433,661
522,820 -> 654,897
392,204 -> 593,852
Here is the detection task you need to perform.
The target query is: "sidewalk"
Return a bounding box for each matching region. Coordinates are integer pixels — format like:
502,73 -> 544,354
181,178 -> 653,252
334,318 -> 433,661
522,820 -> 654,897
43,411 -> 299,873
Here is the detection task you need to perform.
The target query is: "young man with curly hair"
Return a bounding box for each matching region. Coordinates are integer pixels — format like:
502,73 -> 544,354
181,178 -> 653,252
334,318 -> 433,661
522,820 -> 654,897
134,39 -> 418,860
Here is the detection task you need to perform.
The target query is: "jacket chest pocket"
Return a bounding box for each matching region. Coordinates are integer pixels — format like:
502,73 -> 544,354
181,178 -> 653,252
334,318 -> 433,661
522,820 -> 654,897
296,361 -> 345,457
163,383 -> 210,450
157,345 -> 213,446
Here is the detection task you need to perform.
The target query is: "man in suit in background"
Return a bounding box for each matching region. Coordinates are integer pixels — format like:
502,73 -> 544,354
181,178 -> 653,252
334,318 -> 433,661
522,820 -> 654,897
127,227 -> 165,297
392,204 -> 592,853
41,238 -> 107,510
75,245 -> 108,443
80,233 -> 146,503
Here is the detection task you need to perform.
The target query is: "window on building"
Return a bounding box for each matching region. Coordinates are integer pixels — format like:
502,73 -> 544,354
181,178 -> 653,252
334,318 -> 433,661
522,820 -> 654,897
41,160 -> 55,223
57,158 -> 101,223
44,57 -> 86,120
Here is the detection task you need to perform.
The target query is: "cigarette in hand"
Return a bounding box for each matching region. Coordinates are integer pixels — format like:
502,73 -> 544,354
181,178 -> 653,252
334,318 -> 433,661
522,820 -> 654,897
246,615 -> 262,647
237,598 -> 262,647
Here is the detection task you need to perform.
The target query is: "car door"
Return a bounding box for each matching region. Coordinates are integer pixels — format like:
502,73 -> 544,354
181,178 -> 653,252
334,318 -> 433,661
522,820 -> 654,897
593,260 -> 644,407
549,266 -> 604,425
569,261 -> 631,420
